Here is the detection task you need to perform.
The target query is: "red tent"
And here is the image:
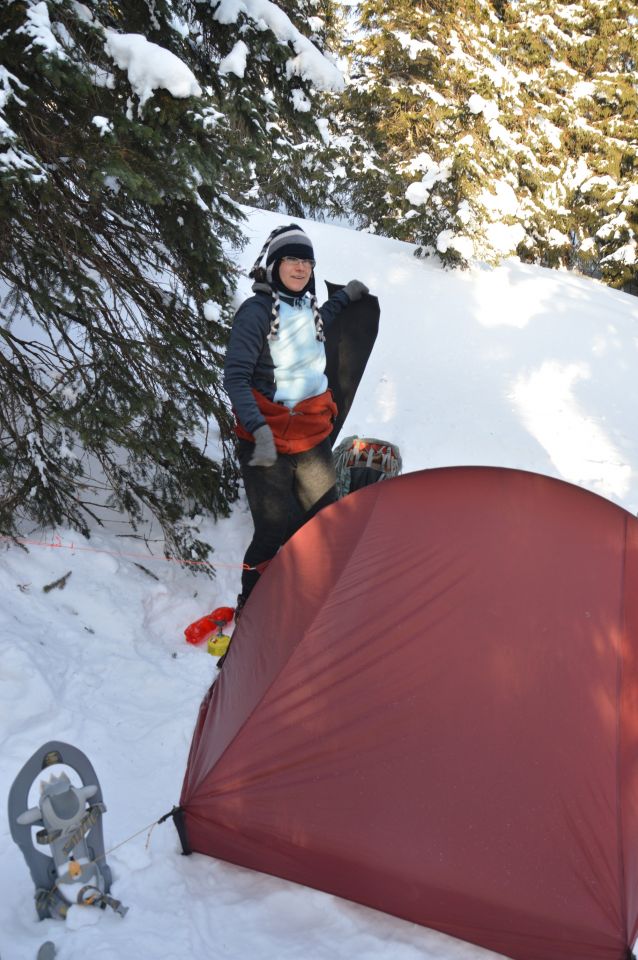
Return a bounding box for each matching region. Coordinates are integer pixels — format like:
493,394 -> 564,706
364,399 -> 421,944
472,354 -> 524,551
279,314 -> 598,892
179,466 -> 638,960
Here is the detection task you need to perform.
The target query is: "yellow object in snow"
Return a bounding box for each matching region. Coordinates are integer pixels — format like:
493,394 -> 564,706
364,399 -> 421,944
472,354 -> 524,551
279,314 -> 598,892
207,633 -> 231,657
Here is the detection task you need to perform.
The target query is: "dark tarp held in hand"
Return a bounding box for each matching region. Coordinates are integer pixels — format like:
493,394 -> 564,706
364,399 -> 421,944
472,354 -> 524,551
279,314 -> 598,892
323,280 -> 379,445
179,466 -> 638,960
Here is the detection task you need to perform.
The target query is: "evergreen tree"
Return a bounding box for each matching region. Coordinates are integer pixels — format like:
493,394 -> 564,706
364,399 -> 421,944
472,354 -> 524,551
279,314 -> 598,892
340,0 -> 520,264
0,0 -> 344,561
339,0 -> 638,285
192,0 -> 346,218
524,0 -> 638,287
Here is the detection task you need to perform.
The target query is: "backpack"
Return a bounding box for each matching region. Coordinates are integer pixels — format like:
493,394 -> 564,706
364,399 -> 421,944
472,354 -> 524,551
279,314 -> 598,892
333,436 -> 402,498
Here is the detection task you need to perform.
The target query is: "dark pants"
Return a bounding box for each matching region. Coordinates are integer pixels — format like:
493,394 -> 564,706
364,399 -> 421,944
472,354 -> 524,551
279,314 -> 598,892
237,436 -> 338,598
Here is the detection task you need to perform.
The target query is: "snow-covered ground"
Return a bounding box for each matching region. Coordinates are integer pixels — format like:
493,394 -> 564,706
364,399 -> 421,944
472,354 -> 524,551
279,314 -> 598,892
1,206 -> 637,960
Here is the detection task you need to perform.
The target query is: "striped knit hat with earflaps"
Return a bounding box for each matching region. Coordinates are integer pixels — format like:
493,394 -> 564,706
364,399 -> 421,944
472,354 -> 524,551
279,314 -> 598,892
249,224 -> 325,343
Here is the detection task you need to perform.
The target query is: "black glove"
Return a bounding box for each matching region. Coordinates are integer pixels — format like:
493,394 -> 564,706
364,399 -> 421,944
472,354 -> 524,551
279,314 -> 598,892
344,279 -> 369,302
249,424 -> 277,467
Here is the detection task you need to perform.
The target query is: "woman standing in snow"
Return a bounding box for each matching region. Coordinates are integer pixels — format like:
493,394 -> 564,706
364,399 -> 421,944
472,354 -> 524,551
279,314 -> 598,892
224,223 -> 368,616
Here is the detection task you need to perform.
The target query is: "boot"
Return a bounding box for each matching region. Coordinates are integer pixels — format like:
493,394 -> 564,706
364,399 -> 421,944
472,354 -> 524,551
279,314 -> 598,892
234,592 -> 247,623
216,594 -> 247,670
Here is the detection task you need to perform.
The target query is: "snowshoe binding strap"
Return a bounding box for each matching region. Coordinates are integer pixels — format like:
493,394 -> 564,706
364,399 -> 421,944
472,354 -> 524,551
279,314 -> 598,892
77,884 -> 128,917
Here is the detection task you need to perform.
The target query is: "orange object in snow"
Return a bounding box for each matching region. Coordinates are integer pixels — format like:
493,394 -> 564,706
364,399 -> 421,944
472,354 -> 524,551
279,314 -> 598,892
184,606 -> 235,645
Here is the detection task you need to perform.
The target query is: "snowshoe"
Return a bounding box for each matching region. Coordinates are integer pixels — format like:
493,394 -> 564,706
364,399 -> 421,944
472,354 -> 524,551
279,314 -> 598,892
8,741 -> 127,920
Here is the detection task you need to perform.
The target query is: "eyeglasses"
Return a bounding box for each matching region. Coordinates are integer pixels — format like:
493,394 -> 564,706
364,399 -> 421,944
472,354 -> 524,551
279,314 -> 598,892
281,256 -> 315,268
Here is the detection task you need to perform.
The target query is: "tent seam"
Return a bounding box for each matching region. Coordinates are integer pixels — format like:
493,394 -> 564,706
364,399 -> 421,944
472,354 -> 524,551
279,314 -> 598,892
287,479 -> 388,652
616,513 -> 629,946
192,482 -> 386,795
